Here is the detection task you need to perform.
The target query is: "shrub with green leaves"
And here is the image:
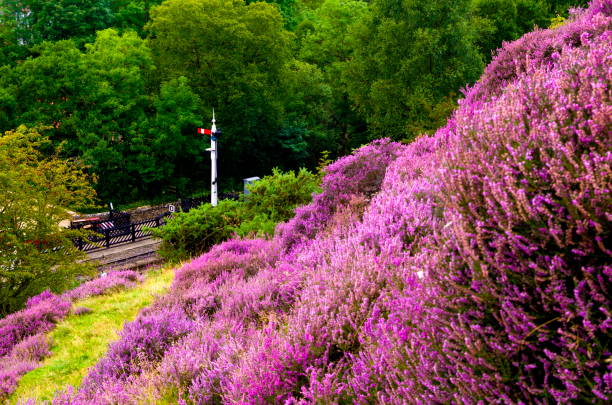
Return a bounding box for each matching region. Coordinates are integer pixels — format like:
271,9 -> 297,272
237,168 -> 320,237
153,168 -> 319,261
0,126 -> 97,316
152,199 -> 243,262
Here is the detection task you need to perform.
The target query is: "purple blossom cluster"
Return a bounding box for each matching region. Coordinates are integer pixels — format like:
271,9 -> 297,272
466,0 -> 612,104
0,290 -> 65,399
430,12 -> 612,401
48,1 -> 610,403
0,271 -> 145,399
0,292 -> 69,358
276,138 -> 404,251
63,270 -> 143,301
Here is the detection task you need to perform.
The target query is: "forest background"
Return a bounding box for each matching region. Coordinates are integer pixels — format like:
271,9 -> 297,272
0,0 -> 588,204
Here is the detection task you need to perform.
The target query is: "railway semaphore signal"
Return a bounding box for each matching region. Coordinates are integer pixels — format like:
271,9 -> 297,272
198,110 -> 220,207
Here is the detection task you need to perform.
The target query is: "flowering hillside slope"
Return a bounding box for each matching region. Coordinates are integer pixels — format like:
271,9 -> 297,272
50,1 -> 610,403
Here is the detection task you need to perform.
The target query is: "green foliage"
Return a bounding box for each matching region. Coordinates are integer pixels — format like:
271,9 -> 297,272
152,199 -> 243,262
470,0 -> 550,62
0,0 -> 595,209
278,59 -> 334,168
249,0 -> 301,30
146,0 -> 293,182
0,29 -> 208,202
237,168 -> 320,236
545,0 -> 589,15
293,0 -> 370,155
0,0 -> 114,46
0,5 -> 223,203
110,0 -> 164,35
316,150 -> 333,178
0,126 -> 97,316
145,77 -> 206,195
344,0 -> 484,141
153,168 -> 319,261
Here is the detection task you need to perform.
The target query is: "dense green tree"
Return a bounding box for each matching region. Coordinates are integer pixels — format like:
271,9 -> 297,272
545,0 -> 589,14
344,0 -> 483,141
0,19 -> 28,65
0,30 -> 154,201
249,0 -> 301,30
0,0 -> 114,46
0,126 -> 96,315
76,29 -> 154,200
143,77 -> 207,196
110,0 -> 164,35
278,60 -> 332,168
471,0 -> 551,62
296,0 -> 370,155
147,0 -> 293,185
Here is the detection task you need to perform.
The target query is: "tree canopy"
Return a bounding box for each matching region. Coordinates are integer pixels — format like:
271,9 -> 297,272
0,0 -> 590,202
0,126 -> 96,315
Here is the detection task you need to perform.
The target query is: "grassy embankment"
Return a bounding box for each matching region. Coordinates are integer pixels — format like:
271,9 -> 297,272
9,266 -> 175,403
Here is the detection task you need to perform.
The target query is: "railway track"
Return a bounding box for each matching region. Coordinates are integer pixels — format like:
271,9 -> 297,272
84,237 -> 164,271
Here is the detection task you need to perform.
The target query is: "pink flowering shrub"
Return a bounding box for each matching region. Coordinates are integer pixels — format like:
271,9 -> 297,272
466,0 -> 611,104
63,270 -> 143,301
25,290 -> 56,309
430,22 -> 612,403
0,292 -> 69,357
0,269 -> 145,399
0,333 -> 52,399
0,358 -> 36,400
81,306 -> 193,392
49,2 -> 610,403
10,334 -> 51,363
276,138 -> 405,251
72,306 -> 92,316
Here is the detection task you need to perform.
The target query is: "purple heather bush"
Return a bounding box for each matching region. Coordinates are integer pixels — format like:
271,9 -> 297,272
0,334 -> 52,398
0,270 -> 146,399
466,0 -> 612,104
83,306 -> 193,385
25,290 -> 56,309
72,307 -> 92,316
431,19 -> 612,403
63,270 -> 143,301
0,357 -> 36,399
51,2 -> 610,403
0,291 -> 69,357
276,138 -> 405,251
10,334 -> 51,363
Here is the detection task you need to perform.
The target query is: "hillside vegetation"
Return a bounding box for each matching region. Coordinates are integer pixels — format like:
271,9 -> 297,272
0,0 -> 588,202
0,0 -> 593,318
17,2 -> 609,403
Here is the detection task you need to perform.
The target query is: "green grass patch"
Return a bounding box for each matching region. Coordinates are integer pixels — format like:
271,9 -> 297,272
9,266 -> 175,404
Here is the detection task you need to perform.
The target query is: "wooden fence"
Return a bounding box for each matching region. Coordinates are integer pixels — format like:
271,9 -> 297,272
74,215 -> 168,252
73,193 -> 241,252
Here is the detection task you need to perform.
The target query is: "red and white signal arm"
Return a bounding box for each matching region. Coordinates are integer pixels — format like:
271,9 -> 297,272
197,128 -> 212,135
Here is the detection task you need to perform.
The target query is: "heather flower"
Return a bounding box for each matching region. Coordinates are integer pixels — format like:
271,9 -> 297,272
25,290 -> 56,309
73,307 -> 92,316
63,270 -> 143,301
0,293 -> 70,357
82,306 -> 193,387
276,138 -> 405,251
49,2 -> 611,403
10,334 -> 51,362
0,358 -> 36,400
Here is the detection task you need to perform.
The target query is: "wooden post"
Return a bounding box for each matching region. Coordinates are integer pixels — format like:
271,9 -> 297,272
131,224 -> 136,242
105,229 -> 110,248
